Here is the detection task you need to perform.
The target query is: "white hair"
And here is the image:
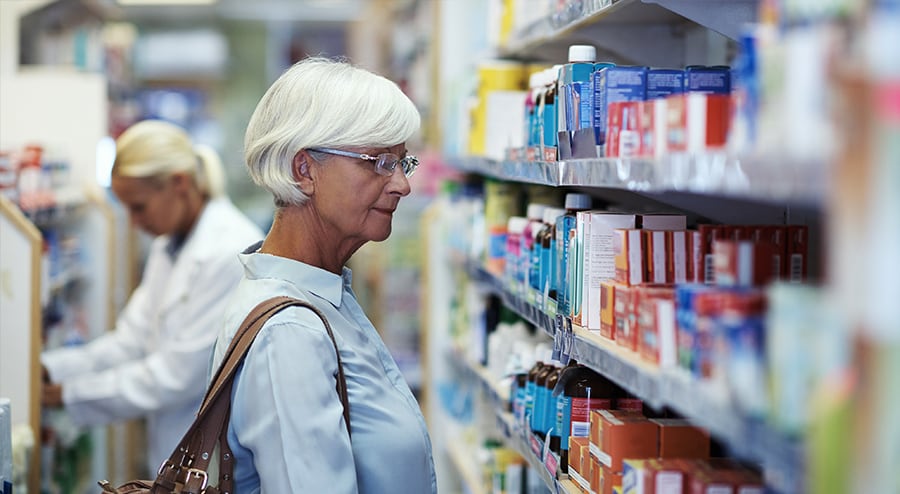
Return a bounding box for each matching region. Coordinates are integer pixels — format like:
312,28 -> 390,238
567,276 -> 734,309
244,57 -> 421,207
113,120 -> 226,198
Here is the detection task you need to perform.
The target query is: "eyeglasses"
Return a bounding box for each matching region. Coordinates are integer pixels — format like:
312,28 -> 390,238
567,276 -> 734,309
307,147 -> 419,178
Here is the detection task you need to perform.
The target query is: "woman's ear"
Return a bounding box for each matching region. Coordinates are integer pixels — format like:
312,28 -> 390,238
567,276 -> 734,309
292,150 -> 315,194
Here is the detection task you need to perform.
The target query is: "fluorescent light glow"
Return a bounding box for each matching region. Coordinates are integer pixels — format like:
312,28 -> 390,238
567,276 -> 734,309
117,0 -> 218,5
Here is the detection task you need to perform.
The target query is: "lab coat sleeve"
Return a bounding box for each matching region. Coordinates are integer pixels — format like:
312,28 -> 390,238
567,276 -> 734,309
41,272 -> 155,382
230,312 -> 357,494
58,255 -> 241,426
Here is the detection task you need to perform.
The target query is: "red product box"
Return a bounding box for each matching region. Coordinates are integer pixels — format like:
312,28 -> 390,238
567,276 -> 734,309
600,281 -> 617,340
615,229 -> 645,286
751,226 -> 787,281
639,99 -> 669,158
696,225 -> 727,284
686,93 -> 731,152
607,101 -> 643,158
644,230 -> 668,284
594,410 -> 660,472
787,225 -> 808,282
713,240 -> 779,287
622,458 -> 687,494
613,284 -> 632,349
667,230 -> 689,284
600,464 -> 625,494
636,285 -> 677,366
650,419 -> 710,459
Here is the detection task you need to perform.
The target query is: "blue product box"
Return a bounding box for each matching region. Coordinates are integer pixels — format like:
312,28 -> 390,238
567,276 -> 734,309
558,62 -> 595,133
684,65 -> 732,94
593,66 -> 648,145
647,68 -> 684,99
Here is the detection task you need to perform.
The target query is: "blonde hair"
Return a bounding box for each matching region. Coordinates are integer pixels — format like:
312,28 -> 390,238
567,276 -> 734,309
113,120 -> 226,198
244,56 -> 421,207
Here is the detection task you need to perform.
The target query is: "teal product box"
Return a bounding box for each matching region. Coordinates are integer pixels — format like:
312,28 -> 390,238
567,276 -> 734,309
593,65 -> 648,146
647,68 -> 684,100
684,65 -> 732,94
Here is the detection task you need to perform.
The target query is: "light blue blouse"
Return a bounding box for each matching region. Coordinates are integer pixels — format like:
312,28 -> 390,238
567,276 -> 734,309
210,244 -> 437,493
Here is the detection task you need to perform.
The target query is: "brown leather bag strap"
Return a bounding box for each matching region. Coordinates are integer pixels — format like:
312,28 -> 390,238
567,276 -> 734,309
154,296 -> 350,493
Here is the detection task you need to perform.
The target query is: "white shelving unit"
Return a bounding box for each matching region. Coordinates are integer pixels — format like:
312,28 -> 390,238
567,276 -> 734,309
425,2 -> 820,494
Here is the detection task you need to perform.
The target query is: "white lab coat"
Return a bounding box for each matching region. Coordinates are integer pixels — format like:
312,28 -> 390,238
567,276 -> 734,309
41,197 -> 263,474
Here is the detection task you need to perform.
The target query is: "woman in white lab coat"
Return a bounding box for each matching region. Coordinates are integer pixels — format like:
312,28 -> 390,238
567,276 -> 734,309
40,120 -> 263,475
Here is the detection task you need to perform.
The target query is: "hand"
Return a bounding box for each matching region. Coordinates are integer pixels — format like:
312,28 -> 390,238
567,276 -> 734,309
42,383 -> 63,408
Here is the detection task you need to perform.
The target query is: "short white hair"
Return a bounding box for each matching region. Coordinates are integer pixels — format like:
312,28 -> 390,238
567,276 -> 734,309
244,57 -> 421,207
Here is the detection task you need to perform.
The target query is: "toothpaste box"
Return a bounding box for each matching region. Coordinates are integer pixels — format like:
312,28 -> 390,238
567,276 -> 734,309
594,66 -> 648,147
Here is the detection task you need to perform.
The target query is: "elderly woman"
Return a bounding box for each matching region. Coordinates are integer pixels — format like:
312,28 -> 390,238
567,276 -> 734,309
209,57 -> 436,492
41,120 -> 263,475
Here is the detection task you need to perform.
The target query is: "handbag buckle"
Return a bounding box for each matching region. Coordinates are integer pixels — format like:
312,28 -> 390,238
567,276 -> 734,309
185,468 -> 209,491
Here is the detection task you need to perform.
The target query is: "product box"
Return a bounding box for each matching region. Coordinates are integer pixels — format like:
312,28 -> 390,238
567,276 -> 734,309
667,231 -> 689,284
684,66 -> 732,94
712,239 -> 778,287
640,214 -> 688,231
570,436 -> 592,490
751,226 -> 787,281
636,285 -> 677,366
644,230 -> 668,284
594,66 -> 649,147
647,69 -> 685,100
606,101 -> 643,158
696,225 -> 725,284
590,409 -> 643,459
586,213 -> 638,330
622,458 -> 686,494
639,99 -> 669,158
686,93 -> 731,152
600,281 -> 617,340
593,410 -> 660,472
573,210 -> 592,326
615,229 -> 645,286
787,225 -> 808,282
614,284 -> 634,350
591,456 -> 603,494
650,419 -> 710,459
600,464 -> 625,494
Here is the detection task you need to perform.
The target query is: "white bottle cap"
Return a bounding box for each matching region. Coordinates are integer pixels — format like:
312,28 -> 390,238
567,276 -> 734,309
526,203 -> 547,221
564,193 -> 592,210
568,45 -> 597,63
542,207 -> 565,224
507,216 -> 529,234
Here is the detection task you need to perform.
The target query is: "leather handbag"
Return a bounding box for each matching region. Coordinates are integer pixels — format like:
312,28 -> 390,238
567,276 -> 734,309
98,296 -> 350,494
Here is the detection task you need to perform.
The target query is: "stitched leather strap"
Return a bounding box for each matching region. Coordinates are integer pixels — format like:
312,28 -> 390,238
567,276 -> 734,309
155,296 -> 350,493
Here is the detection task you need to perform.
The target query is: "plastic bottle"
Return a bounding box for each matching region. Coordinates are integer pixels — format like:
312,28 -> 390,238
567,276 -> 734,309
523,360 -> 545,427
522,203 -> 547,294
531,360 -> 557,437
537,207 -> 565,307
556,193 -> 592,316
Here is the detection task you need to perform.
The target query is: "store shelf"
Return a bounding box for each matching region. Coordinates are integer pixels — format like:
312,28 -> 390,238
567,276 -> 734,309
453,154 -> 826,206
501,0 -> 757,64
465,261 -> 805,492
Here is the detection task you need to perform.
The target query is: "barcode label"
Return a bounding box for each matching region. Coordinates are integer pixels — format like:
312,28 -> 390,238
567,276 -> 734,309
572,422 -> 590,437
704,253 -> 715,284
790,253 -> 803,282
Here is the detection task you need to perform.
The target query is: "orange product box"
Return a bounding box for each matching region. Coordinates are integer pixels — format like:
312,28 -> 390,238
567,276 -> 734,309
600,281 -> 617,340
591,409 -> 643,458
636,285 -> 676,366
622,458 -> 687,494
687,468 -> 734,494
600,464 -> 625,494
613,284 -> 633,350
594,410 -> 660,472
667,230 -> 689,284
639,99 -> 668,158
787,225 -> 808,282
591,456 -> 602,494
569,437 -> 592,490
686,93 -> 731,152
644,230 -> 668,284
649,419 -> 710,459
615,229 -> 645,286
